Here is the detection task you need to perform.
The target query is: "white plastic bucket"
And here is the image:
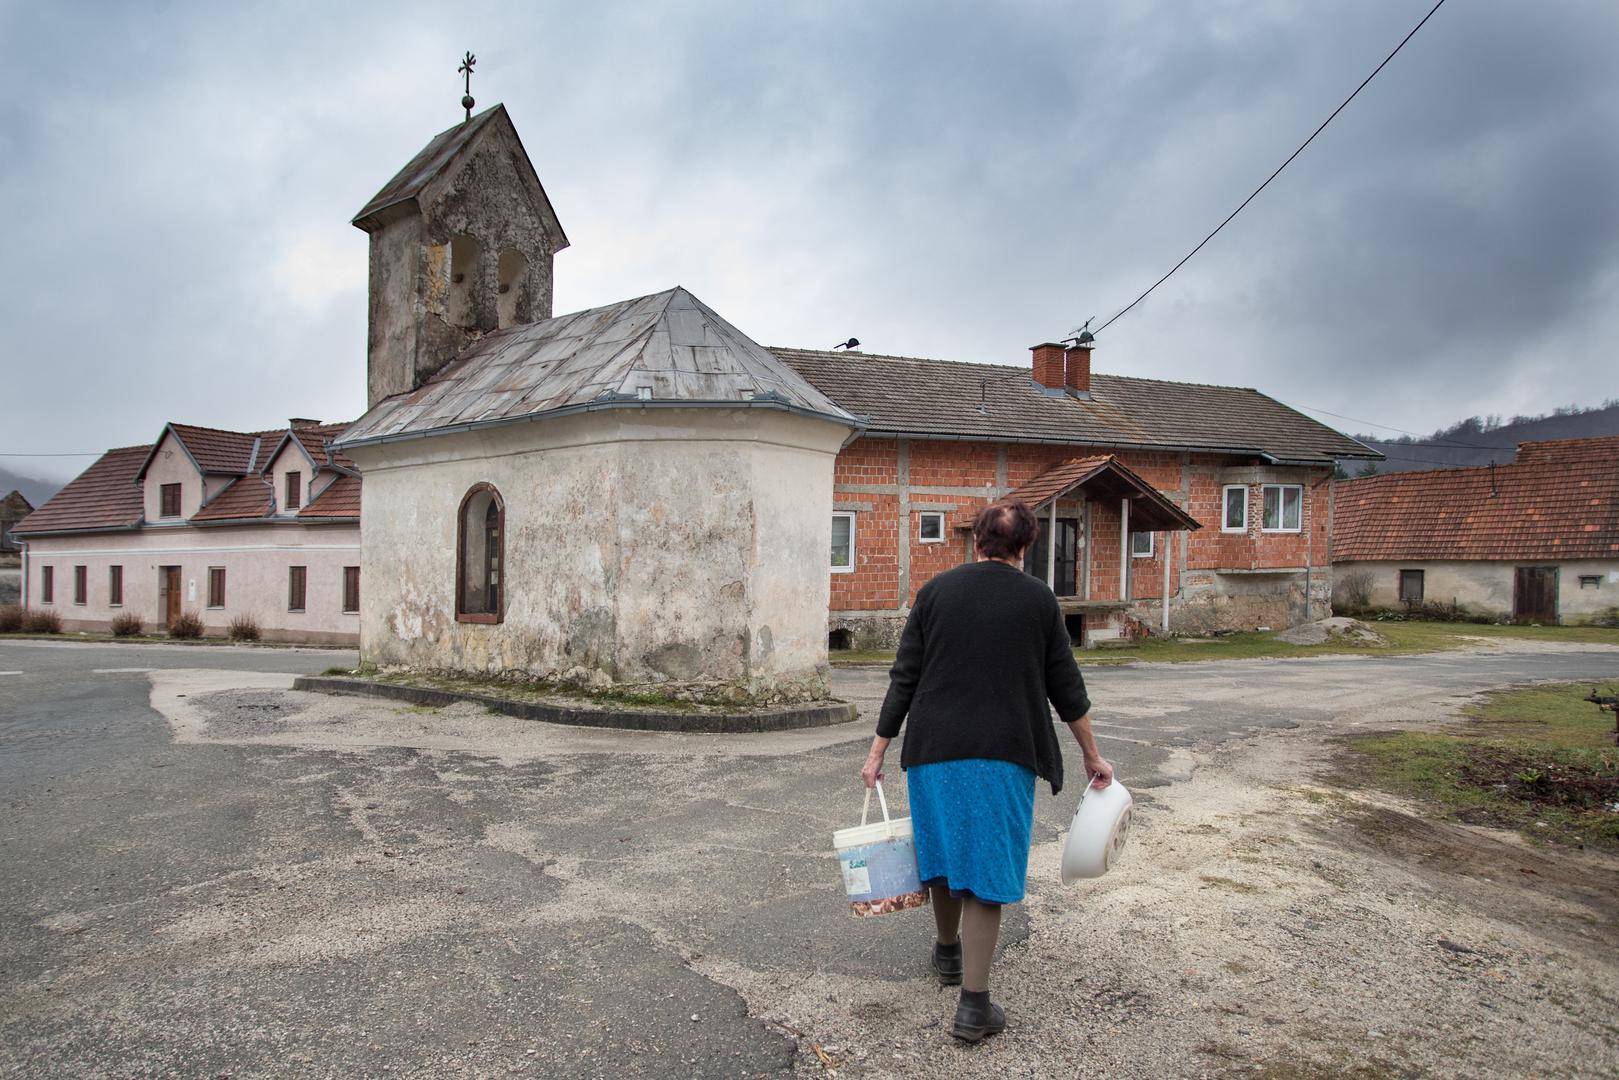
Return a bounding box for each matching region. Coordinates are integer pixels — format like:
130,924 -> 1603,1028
1060,775 -> 1133,883
833,782 -> 929,918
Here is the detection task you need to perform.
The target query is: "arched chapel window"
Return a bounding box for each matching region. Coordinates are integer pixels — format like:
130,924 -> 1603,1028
457,484 -> 503,623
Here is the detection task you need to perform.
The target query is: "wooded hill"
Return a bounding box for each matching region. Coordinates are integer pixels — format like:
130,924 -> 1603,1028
1343,401 -> 1619,475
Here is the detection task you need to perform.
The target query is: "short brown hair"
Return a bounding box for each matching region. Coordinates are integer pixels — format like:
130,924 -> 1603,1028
973,499 -> 1038,559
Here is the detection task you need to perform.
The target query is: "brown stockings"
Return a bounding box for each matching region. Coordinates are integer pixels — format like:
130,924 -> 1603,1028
930,884 -> 1002,993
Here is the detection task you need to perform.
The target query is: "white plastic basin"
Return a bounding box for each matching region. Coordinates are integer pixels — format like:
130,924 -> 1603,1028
1060,778 -> 1133,883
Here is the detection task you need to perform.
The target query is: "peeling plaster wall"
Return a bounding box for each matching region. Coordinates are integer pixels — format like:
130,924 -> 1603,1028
1334,559 -> 1619,624
347,408 -> 845,700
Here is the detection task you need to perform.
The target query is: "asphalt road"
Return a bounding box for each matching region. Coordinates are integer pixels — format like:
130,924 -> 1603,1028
2,639 -> 1616,1078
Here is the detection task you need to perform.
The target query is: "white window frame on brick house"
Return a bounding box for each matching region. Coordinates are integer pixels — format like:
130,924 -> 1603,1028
1221,485 -> 1248,533
831,512 -> 856,573
1130,531 -> 1154,558
918,511 -> 945,544
1260,484 -> 1303,533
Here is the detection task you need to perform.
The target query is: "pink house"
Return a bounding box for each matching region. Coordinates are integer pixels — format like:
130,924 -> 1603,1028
13,420 -> 362,644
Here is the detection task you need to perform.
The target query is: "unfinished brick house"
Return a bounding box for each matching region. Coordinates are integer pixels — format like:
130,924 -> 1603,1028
777,341 -> 1379,647
1332,435 -> 1619,625
12,420 -> 361,643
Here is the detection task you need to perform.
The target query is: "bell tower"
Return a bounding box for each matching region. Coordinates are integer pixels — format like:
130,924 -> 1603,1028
352,103 -> 569,407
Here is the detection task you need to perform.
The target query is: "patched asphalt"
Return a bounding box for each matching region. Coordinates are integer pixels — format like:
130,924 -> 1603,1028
2,639 -> 1617,1077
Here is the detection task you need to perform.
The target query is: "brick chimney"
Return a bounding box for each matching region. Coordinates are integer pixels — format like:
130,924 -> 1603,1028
1064,342 -> 1093,395
1030,342 -> 1066,389
288,418 -> 322,429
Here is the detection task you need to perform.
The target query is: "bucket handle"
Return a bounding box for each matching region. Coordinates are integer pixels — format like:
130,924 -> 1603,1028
861,781 -> 896,835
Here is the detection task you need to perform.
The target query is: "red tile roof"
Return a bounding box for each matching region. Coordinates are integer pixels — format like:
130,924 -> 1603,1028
191,476 -> 273,522
949,455 -> 1202,533
12,446 -> 149,535
1333,438 -> 1619,561
1513,435 -> 1619,466
299,475 -> 361,519
166,423 -> 277,475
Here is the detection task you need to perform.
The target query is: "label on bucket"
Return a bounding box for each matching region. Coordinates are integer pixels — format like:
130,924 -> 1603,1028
840,837 -> 921,906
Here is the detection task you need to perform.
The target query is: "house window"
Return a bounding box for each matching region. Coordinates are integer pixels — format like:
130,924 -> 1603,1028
1399,569 -> 1424,603
288,566 -> 307,612
73,565 -> 87,605
343,566 -> 360,614
208,567 -> 226,609
1130,531 -> 1154,558
457,484 -> 504,622
1578,575 -> 1602,589
831,512 -> 855,573
160,483 -> 182,518
40,565 -> 53,603
109,565 -> 123,607
1221,485 -> 1247,532
285,471 -> 302,511
1261,484 -> 1303,532
918,512 -> 944,544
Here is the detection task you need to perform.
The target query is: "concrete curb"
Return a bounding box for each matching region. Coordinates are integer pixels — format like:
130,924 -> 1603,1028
292,676 -> 857,734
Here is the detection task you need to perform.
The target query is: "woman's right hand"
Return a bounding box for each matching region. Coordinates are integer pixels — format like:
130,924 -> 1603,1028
860,736 -> 891,788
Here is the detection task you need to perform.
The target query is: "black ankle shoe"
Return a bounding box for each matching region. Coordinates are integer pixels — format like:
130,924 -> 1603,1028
932,941 -> 963,986
950,993 -> 1006,1043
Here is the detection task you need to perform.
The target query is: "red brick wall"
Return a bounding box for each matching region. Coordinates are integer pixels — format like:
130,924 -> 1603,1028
829,436 -> 1331,616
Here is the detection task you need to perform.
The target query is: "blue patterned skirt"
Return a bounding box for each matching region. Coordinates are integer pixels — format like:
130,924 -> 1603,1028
907,758 -> 1036,905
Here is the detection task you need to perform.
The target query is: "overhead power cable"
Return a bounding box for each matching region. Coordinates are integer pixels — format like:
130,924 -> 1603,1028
1094,0 -> 1449,336
0,451 -> 105,458
1276,397 -> 1519,451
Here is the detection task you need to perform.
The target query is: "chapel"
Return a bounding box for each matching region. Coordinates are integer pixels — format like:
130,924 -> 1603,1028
336,106 -> 857,702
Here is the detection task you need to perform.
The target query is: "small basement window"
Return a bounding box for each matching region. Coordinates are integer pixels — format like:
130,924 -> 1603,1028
918,512 -> 944,543
1579,575 -> 1602,589
828,628 -> 853,651
1130,531 -> 1154,558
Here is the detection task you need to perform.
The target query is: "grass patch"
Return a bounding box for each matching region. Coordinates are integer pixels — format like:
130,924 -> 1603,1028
829,621 -> 1619,667
1348,682 -> 1619,852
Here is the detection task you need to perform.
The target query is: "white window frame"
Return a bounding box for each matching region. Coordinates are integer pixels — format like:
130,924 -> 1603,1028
1260,484 -> 1303,533
1221,485 -> 1248,533
918,511 -> 945,544
1130,531 -> 1154,558
830,512 -> 856,574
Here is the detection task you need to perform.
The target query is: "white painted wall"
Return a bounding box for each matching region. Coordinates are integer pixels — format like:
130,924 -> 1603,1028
1334,559 -> 1619,624
346,406 -> 847,700
22,524 -> 360,642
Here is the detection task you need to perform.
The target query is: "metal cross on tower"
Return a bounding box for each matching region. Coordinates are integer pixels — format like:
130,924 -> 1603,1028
458,51 -> 477,121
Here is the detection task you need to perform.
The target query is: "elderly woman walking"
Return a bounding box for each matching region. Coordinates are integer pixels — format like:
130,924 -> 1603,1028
860,498 -> 1113,1042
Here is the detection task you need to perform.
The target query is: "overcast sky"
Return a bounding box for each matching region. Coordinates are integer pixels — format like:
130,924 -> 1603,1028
3,0 -> 1616,483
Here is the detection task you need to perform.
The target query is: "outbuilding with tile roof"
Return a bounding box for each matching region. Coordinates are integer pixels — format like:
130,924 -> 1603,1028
1332,436 -> 1619,624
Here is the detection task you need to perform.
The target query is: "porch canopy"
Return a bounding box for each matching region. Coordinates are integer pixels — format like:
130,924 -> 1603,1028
951,456 -> 1201,533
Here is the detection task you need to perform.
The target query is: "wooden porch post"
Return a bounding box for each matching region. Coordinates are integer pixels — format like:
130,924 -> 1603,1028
1046,500 -> 1057,590
1119,498 -> 1130,600
1162,530 -> 1172,634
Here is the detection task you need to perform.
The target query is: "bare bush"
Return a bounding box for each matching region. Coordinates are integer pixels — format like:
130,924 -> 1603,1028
228,614 -> 261,642
23,608 -> 63,634
168,612 -> 205,640
110,612 -> 145,637
1335,570 -> 1373,614
0,605 -> 22,633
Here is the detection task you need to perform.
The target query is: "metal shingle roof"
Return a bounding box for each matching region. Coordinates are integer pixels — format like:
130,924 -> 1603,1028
772,348 -> 1377,463
338,288 -> 858,447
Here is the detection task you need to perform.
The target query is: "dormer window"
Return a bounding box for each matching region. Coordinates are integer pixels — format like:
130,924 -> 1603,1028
285,471 -> 302,511
160,483 -> 182,518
